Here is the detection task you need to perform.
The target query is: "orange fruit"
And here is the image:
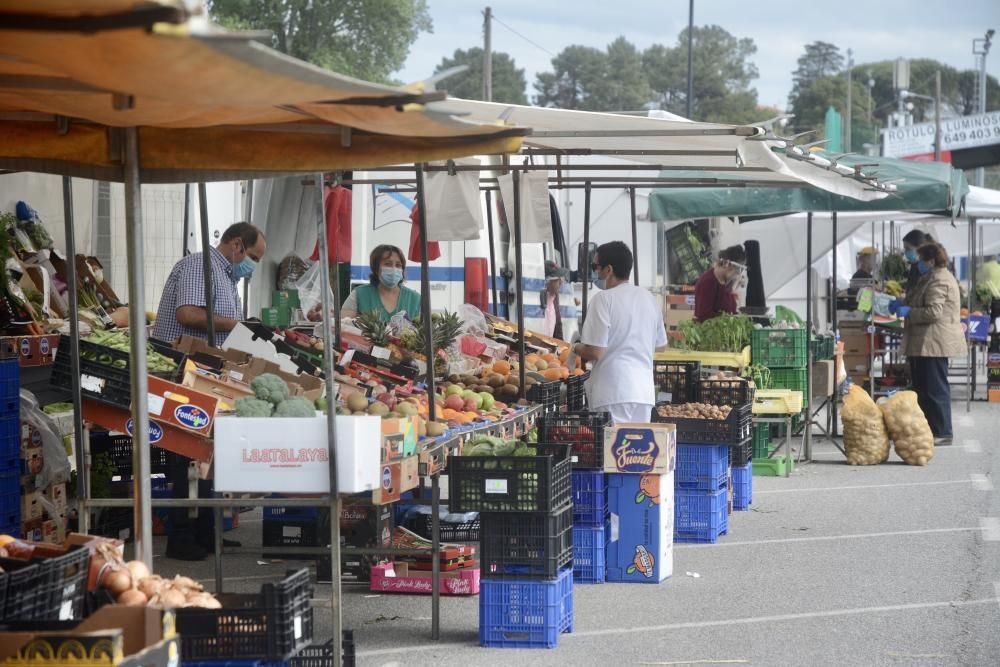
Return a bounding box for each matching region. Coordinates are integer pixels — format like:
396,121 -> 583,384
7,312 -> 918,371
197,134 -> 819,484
493,360 -> 511,375
525,353 -> 540,365
542,353 -> 558,364
543,368 -> 563,381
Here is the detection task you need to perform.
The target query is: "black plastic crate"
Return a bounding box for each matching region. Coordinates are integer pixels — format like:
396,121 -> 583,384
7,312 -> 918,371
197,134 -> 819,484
89,432 -> 171,479
479,504 -> 573,579
565,372 -> 589,411
652,402 -> 753,444
654,360 -> 700,404
36,545 -> 90,621
290,632 -> 355,667
537,411 -> 611,469
263,518 -> 325,559
698,378 -> 754,408
447,455 -> 571,513
413,514 -> 480,543
176,568 -> 313,661
729,437 -> 753,466
527,380 -> 562,414
0,558 -> 49,621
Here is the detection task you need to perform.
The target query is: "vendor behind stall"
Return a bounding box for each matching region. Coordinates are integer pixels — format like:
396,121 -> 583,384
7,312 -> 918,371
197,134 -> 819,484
694,245 -> 746,323
852,246 -> 878,281
540,260 -> 570,340
339,244 -> 421,322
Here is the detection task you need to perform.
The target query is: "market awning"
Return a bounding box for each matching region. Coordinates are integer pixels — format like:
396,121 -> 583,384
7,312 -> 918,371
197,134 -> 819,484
0,1 -> 526,182
648,152 -> 969,222
432,99 -> 891,201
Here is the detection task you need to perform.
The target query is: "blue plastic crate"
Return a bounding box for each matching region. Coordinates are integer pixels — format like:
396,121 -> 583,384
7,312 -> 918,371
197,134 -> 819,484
0,486 -> 19,530
479,567 -> 573,649
0,358 -> 18,404
571,470 -> 606,526
674,488 -> 728,544
572,523 -> 607,584
0,415 -> 18,468
732,462 -> 752,511
675,443 -> 729,491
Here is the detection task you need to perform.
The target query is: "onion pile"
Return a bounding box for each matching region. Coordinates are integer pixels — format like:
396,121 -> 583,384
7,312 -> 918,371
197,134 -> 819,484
99,560 -> 221,609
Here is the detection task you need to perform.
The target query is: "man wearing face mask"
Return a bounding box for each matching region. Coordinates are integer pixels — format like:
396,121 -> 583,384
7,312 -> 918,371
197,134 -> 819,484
693,245 -> 746,323
153,222 -> 266,348
152,222 -> 265,561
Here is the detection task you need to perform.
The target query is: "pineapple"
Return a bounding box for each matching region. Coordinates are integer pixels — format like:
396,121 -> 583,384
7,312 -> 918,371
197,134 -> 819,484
355,311 -> 391,347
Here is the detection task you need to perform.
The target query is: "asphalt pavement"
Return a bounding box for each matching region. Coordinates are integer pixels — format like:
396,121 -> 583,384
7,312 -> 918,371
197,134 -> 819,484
153,401 -> 1000,667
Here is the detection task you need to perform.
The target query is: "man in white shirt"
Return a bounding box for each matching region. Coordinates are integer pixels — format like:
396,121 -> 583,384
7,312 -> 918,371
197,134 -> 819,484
573,241 -> 668,423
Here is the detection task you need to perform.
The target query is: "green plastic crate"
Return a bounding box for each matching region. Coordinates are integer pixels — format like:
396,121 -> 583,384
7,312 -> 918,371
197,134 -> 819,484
811,335 -> 834,361
752,423 -> 770,459
260,305 -> 291,328
769,368 -> 807,395
752,455 -> 794,476
272,289 -> 301,311
751,328 -> 807,368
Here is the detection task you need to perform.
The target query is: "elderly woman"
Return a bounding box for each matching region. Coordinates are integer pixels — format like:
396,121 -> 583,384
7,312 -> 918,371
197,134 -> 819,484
890,241 -> 966,445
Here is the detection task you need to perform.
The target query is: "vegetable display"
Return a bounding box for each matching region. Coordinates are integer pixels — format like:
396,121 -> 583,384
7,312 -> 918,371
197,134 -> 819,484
678,313 -> 753,352
235,374 -> 317,418
655,402 -> 733,420
84,330 -> 177,374
879,391 -> 934,466
840,385 -> 890,465
881,253 -> 910,283
463,435 -> 536,458
99,558 -> 221,609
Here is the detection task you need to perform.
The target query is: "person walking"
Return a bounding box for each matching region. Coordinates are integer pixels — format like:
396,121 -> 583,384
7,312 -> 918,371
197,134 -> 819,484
573,241 -> 668,424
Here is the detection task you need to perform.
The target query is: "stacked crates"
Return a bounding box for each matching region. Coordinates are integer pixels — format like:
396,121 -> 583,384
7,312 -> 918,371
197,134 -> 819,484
0,358 -> 19,535
449,452 -> 574,648
673,443 -> 729,543
731,461 -> 753,511
751,327 -> 807,475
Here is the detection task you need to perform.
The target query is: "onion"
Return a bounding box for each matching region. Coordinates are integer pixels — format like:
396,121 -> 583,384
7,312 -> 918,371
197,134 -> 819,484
117,589 -> 148,606
126,560 -> 151,582
172,575 -> 202,592
137,575 -> 165,598
155,588 -> 187,608
103,568 -> 133,597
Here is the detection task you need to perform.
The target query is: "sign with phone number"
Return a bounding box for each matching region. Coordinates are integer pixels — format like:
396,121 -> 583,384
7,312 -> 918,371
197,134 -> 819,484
882,111 -> 1000,158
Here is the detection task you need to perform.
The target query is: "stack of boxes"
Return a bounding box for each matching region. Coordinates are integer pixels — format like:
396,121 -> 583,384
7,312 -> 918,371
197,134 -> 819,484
700,379 -> 754,512
1,357 -> 19,536
448,452 -> 573,648
989,352 -> 1000,403
751,326 -> 808,473
260,288 -> 301,328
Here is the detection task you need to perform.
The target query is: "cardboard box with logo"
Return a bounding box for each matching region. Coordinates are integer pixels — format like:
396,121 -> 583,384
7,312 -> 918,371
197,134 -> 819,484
607,471 -> 674,583
603,423 -> 677,475
0,334 -> 59,367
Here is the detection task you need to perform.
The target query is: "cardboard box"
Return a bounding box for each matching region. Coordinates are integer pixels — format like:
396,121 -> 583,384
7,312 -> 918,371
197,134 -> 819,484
381,416 -> 418,457
82,399 -> 214,464
373,461 -> 402,505
369,562 -> 480,596
221,357 -> 324,402
812,360 -> 835,398
665,307 -> 694,330
607,472 -> 674,583
43,482 -> 67,511
842,353 -> 871,374
400,455 -> 419,494
273,289 -> 301,310
603,423 -> 677,474
988,387 -> 1000,403
21,517 -> 42,541
334,500 -> 394,582
172,334 -> 252,365
419,441 -> 447,476
261,305 -> 291,328
222,323 -> 303,375
21,447 -> 43,476
146,376 -> 219,437
0,335 -> 59,367
182,367 -> 254,407
841,332 -> 869,356
21,491 -> 42,522
213,415 -> 381,494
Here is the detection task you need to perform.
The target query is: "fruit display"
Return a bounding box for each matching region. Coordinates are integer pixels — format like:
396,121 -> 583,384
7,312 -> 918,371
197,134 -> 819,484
655,403 -> 734,420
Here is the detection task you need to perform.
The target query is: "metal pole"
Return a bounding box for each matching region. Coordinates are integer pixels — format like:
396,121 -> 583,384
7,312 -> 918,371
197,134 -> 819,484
414,165 -> 441,638
485,190 -> 499,314
629,187 -> 639,286
934,70 -> 942,161
686,0 -> 694,119
846,49 -> 853,153
243,180 -> 254,320
197,183 -> 215,345
314,172 -> 344,666
62,177 -> 86,516
581,181 -> 591,321
831,212 -> 838,438
482,6 -> 492,102
512,169 -> 527,398
123,127 -> 153,569
968,217 -> 976,411
805,212 -> 813,461
181,184 -> 190,257
325,178 -> 344,350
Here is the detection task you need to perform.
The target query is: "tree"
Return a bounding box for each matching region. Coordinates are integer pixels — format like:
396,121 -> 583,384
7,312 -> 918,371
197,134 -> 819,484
588,37 -> 652,111
207,0 -> 432,83
433,48 -> 527,104
534,45 -> 610,110
787,41 -> 844,119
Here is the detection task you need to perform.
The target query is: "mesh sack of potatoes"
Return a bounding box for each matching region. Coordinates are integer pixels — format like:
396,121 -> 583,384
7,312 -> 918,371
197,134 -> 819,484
879,390 -> 934,466
841,384 -> 891,465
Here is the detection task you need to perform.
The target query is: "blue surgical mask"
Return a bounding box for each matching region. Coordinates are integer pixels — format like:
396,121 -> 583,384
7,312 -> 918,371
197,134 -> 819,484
917,261 -> 931,276
380,267 -> 403,288
594,277 -> 607,290
232,257 -> 256,280
904,249 -> 918,263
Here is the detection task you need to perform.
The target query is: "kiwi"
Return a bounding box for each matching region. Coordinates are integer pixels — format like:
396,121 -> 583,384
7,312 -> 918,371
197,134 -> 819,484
367,402 -> 389,416
447,374 -> 461,383
487,374 -> 505,388
346,393 -> 369,413
500,384 -> 519,398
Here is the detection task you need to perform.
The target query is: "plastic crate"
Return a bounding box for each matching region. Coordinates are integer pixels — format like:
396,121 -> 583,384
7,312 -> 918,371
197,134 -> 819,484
769,368 -> 808,395
653,360 -> 700,404
263,505 -> 322,522
0,358 -> 18,409
289,633 -> 356,667
537,411 -> 611,469
565,372 -> 589,412
415,514 -> 480,543
674,443 -> 728,491
652,402 -> 753,445
479,566 -> 573,649
176,569 -> 313,661
729,437 -> 752,467
698,378 -> 754,407
479,504 -> 573,579
38,544 -> 91,621
753,455 -> 794,477
570,469 -> 606,526
732,462 -> 752,510
0,558 -> 49,620
751,328 -> 807,368
0,415 -> 18,468
572,523 -> 607,584
527,380 -> 561,414
262,519 -> 324,558
447,455 -> 571,513
0,470 -> 17,529
89,432 -> 171,479
752,423 -> 770,459
811,335 -> 834,361
674,489 -> 728,544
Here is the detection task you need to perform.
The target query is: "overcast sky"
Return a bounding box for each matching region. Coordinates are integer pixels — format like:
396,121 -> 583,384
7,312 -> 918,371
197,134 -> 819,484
395,0 -> 1000,112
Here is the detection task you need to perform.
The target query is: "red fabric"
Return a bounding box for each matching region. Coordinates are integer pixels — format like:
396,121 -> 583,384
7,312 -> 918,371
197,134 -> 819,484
407,204 -> 441,262
694,268 -> 737,323
309,185 -> 352,263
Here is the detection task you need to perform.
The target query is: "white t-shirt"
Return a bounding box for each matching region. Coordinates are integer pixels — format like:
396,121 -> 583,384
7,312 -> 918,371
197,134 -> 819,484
581,283 -> 667,408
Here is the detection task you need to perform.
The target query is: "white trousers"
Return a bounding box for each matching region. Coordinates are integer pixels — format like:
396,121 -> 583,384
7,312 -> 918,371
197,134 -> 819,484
594,402 -> 654,424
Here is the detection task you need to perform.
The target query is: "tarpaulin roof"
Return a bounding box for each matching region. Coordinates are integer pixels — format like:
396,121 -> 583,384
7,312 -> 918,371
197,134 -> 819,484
648,152 -> 969,222
434,99 -> 892,201
0,1 -> 526,182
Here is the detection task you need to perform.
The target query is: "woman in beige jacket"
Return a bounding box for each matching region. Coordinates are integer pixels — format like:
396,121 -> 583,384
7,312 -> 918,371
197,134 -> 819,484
894,242 -> 967,444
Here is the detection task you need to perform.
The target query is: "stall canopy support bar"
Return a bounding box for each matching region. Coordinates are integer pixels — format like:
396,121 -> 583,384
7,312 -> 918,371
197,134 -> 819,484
805,211 -> 813,463
512,169 -> 527,398
61,177 -> 86,521
831,211 -> 839,438
581,181 -> 592,321
485,190 -> 499,316
630,186 -> 639,286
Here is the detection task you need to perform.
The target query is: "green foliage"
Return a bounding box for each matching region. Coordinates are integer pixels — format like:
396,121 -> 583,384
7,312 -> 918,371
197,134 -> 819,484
881,254 -> 910,283
355,310 -> 391,347
788,41 -> 844,107
207,0 -> 432,82
434,47 -> 527,104
677,313 -> 753,352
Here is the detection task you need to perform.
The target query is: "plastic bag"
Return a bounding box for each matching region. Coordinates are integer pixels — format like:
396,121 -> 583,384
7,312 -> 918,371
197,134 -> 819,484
457,303 -> 487,336
20,389 -> 71,489
291,260 -> 335,318
423,158 -> 484,241
841,384 -> 890,465
277,254 -> 311,291
879,390 -> 934,466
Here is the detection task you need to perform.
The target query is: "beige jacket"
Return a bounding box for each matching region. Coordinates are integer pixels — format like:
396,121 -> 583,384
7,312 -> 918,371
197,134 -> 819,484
902,267 -> 967,358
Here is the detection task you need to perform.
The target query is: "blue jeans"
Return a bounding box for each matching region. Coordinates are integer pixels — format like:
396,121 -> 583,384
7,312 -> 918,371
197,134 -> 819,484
909,357 -> 952,438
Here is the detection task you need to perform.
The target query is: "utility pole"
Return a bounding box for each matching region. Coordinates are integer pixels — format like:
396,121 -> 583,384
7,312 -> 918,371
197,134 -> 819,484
845,48 -> 853,152
973,29 -> 994,187
934,70 -> 942,161
482,7 -> 493,102
866,70 -> 874,122
686,0 -> 694,119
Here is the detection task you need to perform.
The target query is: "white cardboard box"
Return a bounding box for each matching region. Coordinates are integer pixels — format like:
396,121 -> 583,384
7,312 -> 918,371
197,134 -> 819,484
213,415 -> 380,494
221,323 -> 302,375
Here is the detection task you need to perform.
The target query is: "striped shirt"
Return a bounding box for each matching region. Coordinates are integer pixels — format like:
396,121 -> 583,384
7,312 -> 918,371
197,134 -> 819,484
152,247 -> 240,347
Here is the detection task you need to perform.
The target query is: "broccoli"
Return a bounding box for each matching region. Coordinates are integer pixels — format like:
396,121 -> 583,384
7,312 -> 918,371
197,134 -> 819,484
235,397 -> 273,418
251,373 -> 290,405
273,396 -> 317,418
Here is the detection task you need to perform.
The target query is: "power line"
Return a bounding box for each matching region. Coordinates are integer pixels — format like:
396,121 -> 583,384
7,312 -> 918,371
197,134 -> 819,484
491,13 -> 556,58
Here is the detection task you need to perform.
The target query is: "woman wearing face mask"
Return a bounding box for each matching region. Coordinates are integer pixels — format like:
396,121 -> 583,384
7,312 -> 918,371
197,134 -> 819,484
693,245 -> 747,323
889,241 -> 965,445
341,244 -> 421,322
902,229 -> 933,293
